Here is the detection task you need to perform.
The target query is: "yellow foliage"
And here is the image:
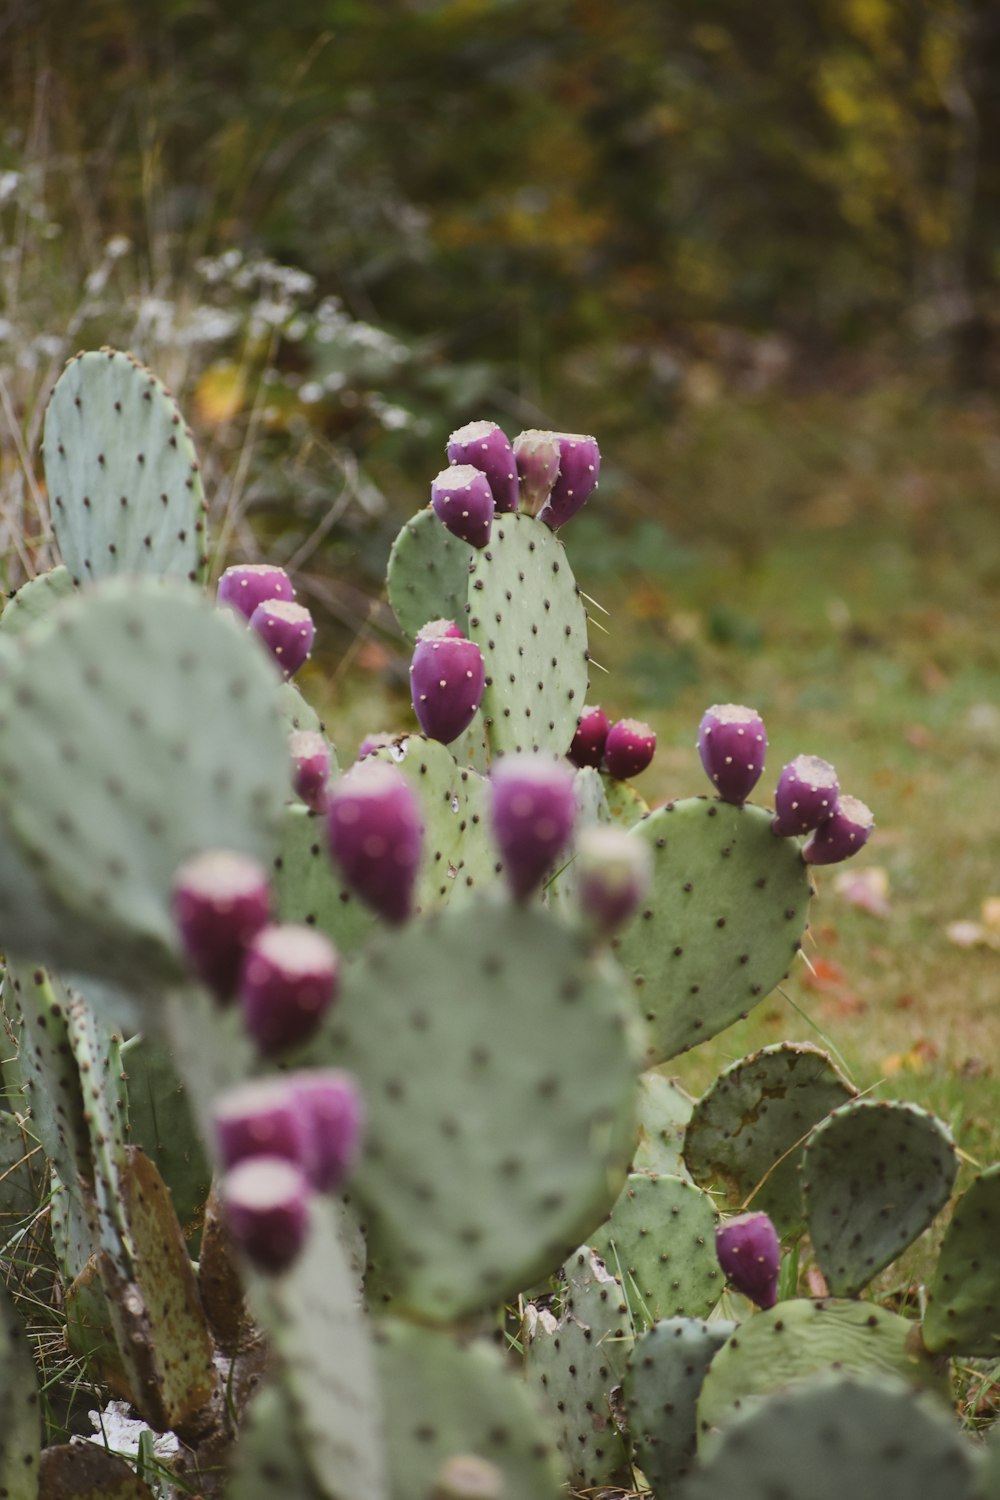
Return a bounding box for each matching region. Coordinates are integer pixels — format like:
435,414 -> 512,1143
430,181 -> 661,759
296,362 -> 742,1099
193,362 -> 247,426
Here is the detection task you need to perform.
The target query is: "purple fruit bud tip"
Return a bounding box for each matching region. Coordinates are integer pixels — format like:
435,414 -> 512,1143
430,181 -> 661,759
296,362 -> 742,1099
249,599 -> 315,679
216,563 -> 295,621
576,826 -> 653,936
289,729 -> 330,812
431,465 -> 495,548
603,718 -> 656,780
537,432 -> 600,530
715,1211 -> 780,1309
698,704 -> 767,803
490,754 -> 577,901
287,1069 -> 365,1191
357,731 -> 397,759
222,1156 -> 311,1273
240,922 -> 340,1054
513,429 -> 562,517
409,622 -> 485,745
446,420 -> 518,513
568,704 -> 610,769
172,850 -> 271,1001
772,754 -> 840,837
802,794 -> 874,866
327,761 -> 424,923
213,1076 -> 316,1174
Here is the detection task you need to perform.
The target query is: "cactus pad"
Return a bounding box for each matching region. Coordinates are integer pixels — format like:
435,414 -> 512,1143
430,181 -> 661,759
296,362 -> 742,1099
589,1172 -> 722,1327
923,1162 -> 1000,1356
683,1043 -> 857,1235
38,1442 -> 158,1498
632,1071 -> 695,1179
623,1317 -> 737,1493
802,1099 -> 957,1297
615,799 -> 812,1063
0,564 -> 75,634
44,348 -> 208,584
601,773 -> 648,827
120,1032 -> 212,1242
387,507 -> 472,642
300,900 -> 639,1320
466,514 -> 588,757
226,1382 -> 325,1500
0,1280 -> 39,1500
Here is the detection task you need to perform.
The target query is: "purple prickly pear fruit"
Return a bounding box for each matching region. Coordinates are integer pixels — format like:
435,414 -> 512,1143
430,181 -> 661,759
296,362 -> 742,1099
289,729 -> 330,813
248,599 -> 315,679
289,1069 -> 365,1191
802,794 -> 874,866
603,718 -> 656,780
537,432 -> 601,530
576,826 -> 653,937
513,429 -> 562,517
409,621 -> 486,745
715,1211 -> 781,1309
172,850 -> 271,1001
431,465 -> 495,548
213,1076 -> 317,1175
568,704 -> 610,769
490,754 -> 577,901
446,420 -> 518,513
772,755 -> 840,837
327,761 -> 424,923
697,704 -> 767,803
217,563 -> 296,622
221,1156 -> 311,1274
239,923 -> 340,1055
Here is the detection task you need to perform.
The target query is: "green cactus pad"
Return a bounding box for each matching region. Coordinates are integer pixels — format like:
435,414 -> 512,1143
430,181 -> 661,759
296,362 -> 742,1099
120,1032 -> 212,1242
589,1172 -> 722,1328
0,1110 -> 43,1235
299,900 -> 640,1321
38,1443 -> 158,1499
387,506 -> 472,642
44,348 -> 208,584
802,1099 -> 957,1297
923,1162 -> 1000,1356
273,803 -> 377,956
226,1382 -> 325,1500
466,514 -> 589,757
683,1043 -> 857,1236
523,1247 -> 634,1492
683,1371 -> 978,1500
623,1316 -> 737,1493
0,564 -> 75,635
632,1071 -> 695,1179
0,1279 -> 40,1500
601,773 -> 648,827
696,1297 -> 950,1457
278,678 -> 328,736
0,580 -> 288,998
375,1319 -> 564,1500
9,965 -> 93,1192
614,798 -> 812,1064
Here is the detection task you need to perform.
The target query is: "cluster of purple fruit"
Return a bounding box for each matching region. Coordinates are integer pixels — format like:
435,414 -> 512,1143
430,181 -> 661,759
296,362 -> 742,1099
429,421 -> 601,547
697,703 -> 874,865
216,563 -> 315,680
568,705 -> 657,781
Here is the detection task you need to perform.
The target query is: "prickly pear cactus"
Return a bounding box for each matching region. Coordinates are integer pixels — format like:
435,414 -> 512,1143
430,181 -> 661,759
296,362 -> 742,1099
387,506 -> 472,642
0,564 -> 74,634
38,1443 -> 158,1499
615,799 -> 812,1063
802,1098 -> 957,1297
589,1172 -> 722,1327
623,1316 -> 737,1494
226,1383 -> 324,1500
44,348 -> 208,585
631,1070 -> 695,1179
0,1278 -> 40,1500
119,1031 -> 212,1241
682,1042 -> 857,1235
923,1162 -> 1000,1356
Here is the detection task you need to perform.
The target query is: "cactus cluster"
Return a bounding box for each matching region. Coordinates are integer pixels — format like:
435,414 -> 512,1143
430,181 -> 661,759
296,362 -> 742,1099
0,352 -> 996,1500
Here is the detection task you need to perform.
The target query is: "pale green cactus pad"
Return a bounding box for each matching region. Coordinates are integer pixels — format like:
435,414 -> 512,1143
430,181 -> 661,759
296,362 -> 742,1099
623,1316 -> 737,1494
273,804 -> 377,957
387,506 -> 471,642
615,798 -> 812,1064
226,1383 -> 325,1500
683,1042 -> 857,1236
923,1162 -> 1000,1356
601,773 -> 648,827
631,1071 -> 695,1179
802,1098 -> 957,1297
0,1278 -> 40,1500
44,348 -> 208,584
120,1032 -> 212,1243
0,564 -> 75,634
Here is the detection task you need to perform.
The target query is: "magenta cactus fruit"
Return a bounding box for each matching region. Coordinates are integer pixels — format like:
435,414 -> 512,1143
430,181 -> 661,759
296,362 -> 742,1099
772,754 -> 840,837
289,729 -> 330,813
172,849 -> 271,1001
446,419 -> 518,513
216,562 -> 295,621
802,794 -> 874,866
490,754 -> 577,900
213,1076 -> 316,1175
290,1070 -> 365,1191
697,704 -> 767,803
568,704 -> 610,770
575,826 -> 653,936
537,432 -> 601,530
715,1211 -> 781,1309
431,464 -> 495,548
603,718 -> 656,780
513,429 -> 562,517
221,1156 -> 311,1273
326,760 -> 424,923
248,598 -> 315,679
409,620 -> 486,745
239,923 -> 340,1055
